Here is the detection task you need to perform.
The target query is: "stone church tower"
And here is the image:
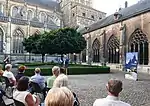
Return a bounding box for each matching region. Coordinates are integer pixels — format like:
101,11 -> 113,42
60,0 -> 106,28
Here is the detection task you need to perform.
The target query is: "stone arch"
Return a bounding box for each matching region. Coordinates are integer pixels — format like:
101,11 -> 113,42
92,38 -> 100,62
107,35 -> 119,63
39,12 -> 47,23
27,9 -> 33,20
11,6 -> 18,18
128,28 -> 149,65
12,28 -> 24,54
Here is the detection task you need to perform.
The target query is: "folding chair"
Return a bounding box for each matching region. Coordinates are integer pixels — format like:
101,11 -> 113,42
14,99 -> 25,106
0,89 -> 14,106
1,76 -> 14,90
30,82 -> 45,104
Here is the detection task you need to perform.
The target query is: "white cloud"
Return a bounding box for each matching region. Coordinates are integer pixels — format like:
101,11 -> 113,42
93,0 -> 140,15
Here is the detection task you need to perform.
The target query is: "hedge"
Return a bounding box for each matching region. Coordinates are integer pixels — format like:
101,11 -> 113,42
19,62 -> 103,67
18,62 -> 57,66
24,66 -> 110,76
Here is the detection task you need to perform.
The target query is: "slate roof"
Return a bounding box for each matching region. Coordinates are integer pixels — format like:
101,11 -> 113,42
11,0 -> 60,11
83,0 -> 150,34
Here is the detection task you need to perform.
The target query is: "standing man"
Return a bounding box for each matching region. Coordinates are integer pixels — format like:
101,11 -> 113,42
47,66 -> 60,90
93,79 -> 131,106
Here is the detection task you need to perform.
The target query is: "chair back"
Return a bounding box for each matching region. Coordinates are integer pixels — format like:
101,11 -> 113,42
14,99 -> 25,106
30,82 -> 42,93
1,76 -> 12,88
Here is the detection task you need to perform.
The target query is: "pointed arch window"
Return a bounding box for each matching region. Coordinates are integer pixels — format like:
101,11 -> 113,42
13,28 -> 24,54
27,10 -> 33,20
40,12 -> 47,23
92,38 -> 100,62
107,35 -> 119,63
12,6 -> 18,17
129,29 -> 149,65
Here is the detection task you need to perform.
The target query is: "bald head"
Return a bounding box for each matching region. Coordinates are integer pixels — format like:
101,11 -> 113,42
106,79 -> 122,96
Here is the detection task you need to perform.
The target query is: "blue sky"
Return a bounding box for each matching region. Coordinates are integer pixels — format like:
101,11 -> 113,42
93,0 -> 140,15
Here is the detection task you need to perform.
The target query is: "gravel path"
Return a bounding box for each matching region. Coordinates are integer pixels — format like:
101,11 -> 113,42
67,71 -> 150,106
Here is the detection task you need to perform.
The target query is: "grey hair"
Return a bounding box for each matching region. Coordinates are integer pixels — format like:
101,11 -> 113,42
5,64 -> 12,70
52,66 -> 60,72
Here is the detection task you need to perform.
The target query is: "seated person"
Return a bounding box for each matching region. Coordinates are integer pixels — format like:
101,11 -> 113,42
45,87 -> 74,106
30,68 -> 46,97
15,65 -> 26,82
47,66 -> 60,90
53,70 -> 80,106
3,64 -> 16,86
0,65 -> 4,76
93,79 -> 131,106
13,76 -> 40,106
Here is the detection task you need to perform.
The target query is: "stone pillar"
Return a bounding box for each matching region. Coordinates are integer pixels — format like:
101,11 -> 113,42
6,18 -> 11,55
87,34 -> 92,65
148,43 -> 150,65
86,38 -> 89,63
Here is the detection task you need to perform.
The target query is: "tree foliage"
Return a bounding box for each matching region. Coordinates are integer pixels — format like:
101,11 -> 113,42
23,28 -> 86,61
53,28 -> 86,54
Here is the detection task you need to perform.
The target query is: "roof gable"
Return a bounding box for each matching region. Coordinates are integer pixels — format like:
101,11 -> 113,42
83,0 -> 150,34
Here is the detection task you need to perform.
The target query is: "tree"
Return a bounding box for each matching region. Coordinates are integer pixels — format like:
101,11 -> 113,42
53,28 -> 86,55
22,33 -> 47,63
23,28 -> 86,63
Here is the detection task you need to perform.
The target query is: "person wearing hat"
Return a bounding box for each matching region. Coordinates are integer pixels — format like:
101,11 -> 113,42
15,65 -> 26,82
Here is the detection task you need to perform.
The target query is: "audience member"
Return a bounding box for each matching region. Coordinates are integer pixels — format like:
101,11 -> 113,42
45,87 -> 74,106
13,76 -> 40,106
0,65 -> 4,76
53,67 -> 68,88
93,79 -> 131,106
15,65 -> 26,82
30,68 -> 46,97
47,66 -> 60,89
3,64 -> 16,86
53,69 -> 80,106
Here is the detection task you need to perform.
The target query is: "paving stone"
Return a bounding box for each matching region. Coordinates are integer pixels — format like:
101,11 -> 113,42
68,71 -> 150,106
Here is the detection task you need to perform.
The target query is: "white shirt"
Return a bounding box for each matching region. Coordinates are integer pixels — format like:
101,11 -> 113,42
3,71 -> 16,83
13,90 -> 36,106
93,95 -> 131,106
53,73 -> 68,87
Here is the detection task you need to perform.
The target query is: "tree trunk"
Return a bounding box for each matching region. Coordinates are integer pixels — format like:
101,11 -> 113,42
42,54 -> 45,63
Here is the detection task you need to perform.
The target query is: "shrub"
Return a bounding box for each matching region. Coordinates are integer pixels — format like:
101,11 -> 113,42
24,66 -> 110,76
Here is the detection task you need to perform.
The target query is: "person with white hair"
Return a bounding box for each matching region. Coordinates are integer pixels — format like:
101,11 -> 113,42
45,87 -> 74,106
53,67 -> 68,88
53,67 -> 80,106
47,66 -> 60,90
3,64 -> 16,86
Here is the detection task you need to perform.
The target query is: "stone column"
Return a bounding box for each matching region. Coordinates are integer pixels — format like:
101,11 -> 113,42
5,17 -> 11,55
86,37 -> 89,63
148,43 -> 150,65
86,34 -> 92,65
